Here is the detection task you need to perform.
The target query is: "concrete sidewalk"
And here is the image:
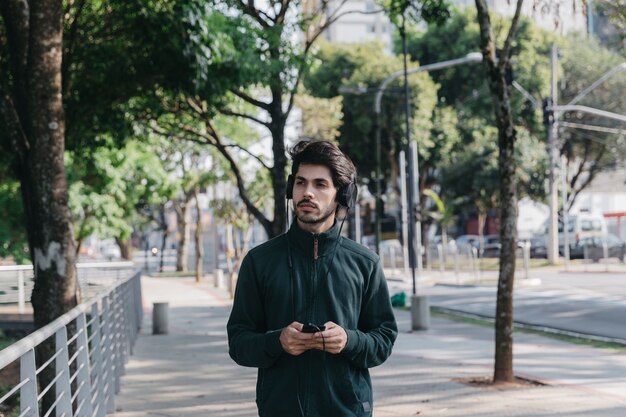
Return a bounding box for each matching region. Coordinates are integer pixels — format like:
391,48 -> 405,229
109,276 -> 626,416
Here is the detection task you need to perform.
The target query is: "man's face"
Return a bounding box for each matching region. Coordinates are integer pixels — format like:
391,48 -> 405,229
292,163 -> 338,231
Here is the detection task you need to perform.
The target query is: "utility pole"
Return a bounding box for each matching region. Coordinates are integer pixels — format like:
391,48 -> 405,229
587,0 -> 594,37
547,44 -> 560,264
401,16 -> 428,330
371,51 -> 482,330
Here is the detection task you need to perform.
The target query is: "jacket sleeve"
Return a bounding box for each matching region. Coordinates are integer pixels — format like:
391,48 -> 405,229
341,259 -> 397,369
227,254 -> 284,368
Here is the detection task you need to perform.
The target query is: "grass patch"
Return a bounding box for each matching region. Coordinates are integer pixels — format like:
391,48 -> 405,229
0,332 -> 18,351
148,271 -> 200,278
426,257 -> 554,272
431,308 -> 626,353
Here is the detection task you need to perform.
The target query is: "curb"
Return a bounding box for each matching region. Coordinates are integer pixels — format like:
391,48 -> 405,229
432,305 -> 626,347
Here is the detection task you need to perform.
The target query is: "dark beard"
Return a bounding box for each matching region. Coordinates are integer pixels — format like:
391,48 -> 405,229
295,202 -> 336,225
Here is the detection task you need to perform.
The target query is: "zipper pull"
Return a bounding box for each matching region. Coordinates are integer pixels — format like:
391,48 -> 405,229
314,237 -> 319,260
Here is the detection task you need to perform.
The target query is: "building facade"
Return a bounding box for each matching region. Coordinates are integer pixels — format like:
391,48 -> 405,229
316,0 -> 588,51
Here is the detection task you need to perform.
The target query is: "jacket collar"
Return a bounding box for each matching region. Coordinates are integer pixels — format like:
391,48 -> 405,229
287,220 -> 341,259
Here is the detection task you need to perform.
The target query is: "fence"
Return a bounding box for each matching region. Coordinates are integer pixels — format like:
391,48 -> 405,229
379,240 -> 534,283
0,262 -> 135,314
0,267 -> 142,417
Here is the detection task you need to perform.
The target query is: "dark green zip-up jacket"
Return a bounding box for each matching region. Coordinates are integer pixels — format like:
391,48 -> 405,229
227,221 -> 398,417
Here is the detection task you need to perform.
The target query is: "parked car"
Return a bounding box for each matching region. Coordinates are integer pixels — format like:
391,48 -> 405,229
454,234 -> 480,250
481,235 -> 501,257
567,234 -> 626,262
529,236 -> 548,258
539,212 -> 608,244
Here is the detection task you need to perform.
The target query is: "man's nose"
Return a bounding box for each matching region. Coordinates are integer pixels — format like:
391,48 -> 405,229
303,185 -> 314,198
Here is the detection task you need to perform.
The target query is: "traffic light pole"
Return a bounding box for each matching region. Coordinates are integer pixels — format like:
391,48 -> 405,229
547,44 -> 560,264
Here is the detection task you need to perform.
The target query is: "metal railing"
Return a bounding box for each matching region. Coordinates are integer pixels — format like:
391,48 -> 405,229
0,262 -> 136,313
0,269 -> 142,417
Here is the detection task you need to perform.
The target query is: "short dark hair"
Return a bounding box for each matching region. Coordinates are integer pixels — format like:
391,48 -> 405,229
289,140 -> 356,189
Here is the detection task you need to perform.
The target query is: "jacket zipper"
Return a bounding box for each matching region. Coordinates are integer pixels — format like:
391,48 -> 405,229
305,235 -> 319,416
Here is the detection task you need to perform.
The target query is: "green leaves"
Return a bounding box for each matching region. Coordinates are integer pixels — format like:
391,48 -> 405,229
0,180 -> 29,264
67,138 -> 179,245
383,0 -> 451,30
304,41 -> 439,185
63,0 -> 194,150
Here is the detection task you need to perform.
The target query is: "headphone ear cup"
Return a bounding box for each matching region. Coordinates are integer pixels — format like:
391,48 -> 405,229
337,182 -> 358,208
286,175 -> 294,200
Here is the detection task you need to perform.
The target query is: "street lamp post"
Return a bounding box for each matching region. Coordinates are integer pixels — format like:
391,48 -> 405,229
547,44 -> 559,264
373,51 -> 482,330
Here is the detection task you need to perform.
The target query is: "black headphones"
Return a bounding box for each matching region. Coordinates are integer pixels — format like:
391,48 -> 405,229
286,174 -> 358,208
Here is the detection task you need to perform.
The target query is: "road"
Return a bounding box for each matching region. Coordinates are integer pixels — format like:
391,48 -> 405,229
388,267 -> 626,342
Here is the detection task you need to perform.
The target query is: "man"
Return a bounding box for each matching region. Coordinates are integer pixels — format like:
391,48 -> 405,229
227,140 -> 397,417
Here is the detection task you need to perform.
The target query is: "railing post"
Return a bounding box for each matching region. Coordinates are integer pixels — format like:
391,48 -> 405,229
121,283 -> 132,360
112,288 -> 124,392
90,303 -> 106,417
20,349 -> 39,417
101,296 -> 116,414
55,327 -> 74,417
75,313 -> 94,417
121,284 -> 132,358
134,273 -> 143,332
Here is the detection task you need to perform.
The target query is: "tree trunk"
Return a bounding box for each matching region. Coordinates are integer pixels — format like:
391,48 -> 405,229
269,90 -> 288,238
0,0 -> 80,328
0,1 -> 79,411
475,0 -> 523,384
115,237 -> 132,260
175,201 -> 190,272
194,187 -> 203,283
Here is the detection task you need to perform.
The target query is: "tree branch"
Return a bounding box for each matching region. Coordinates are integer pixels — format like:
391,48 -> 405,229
285,0 -> 350,116
0,0 -> 30,118
223,144 -> 271,171
274,0 -> 291,24
230,89 -> 271,111
475,0 -> 496,66
321,6 -> 386,25
236,0 -> 272,28
0,91 -> 30,159
205,120 -> 273,235
568,142 -> 607,210
62,0 -> 87,94
217,107 -> 270,128
499,0 -> 524,70
149,119 -> 272,187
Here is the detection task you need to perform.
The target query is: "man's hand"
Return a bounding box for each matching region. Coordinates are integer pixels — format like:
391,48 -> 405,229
314,321 -> 347,354
279,322 -> 316,356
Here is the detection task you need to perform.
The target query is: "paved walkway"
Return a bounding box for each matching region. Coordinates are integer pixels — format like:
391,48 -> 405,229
109,275 -> 626,416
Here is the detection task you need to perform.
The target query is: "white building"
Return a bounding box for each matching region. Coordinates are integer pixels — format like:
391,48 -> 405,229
518,197 -> 550,240
452,0 -> 587,35
320,0 -> 395,51
316,0 -> 587,51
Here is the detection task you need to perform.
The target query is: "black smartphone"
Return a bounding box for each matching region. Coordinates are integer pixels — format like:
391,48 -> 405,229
302,323 -> 326,333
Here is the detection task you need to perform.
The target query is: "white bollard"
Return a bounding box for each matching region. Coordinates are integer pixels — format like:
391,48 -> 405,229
152,302 -> 169,335
410,295 -> 430,330
214,268 -> 224,288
